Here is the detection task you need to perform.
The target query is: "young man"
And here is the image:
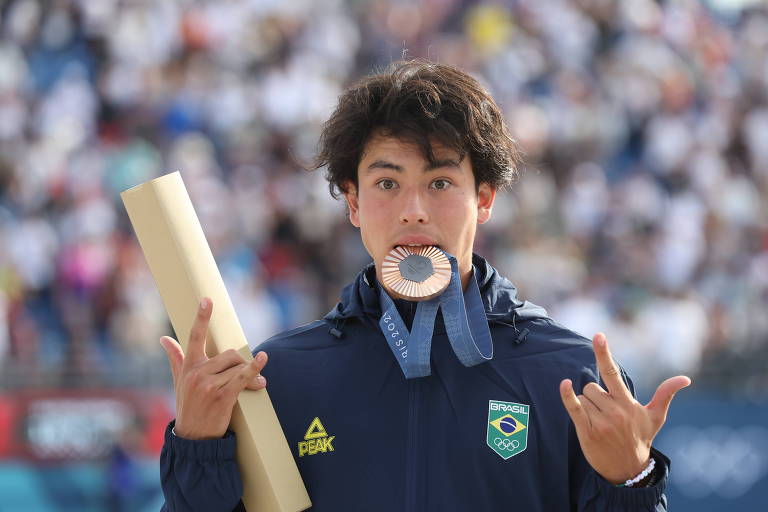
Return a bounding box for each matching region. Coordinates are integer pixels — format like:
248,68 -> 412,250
159,61 -> 690,511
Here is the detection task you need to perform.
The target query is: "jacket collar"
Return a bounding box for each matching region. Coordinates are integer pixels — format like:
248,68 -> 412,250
324,253 -> 548,327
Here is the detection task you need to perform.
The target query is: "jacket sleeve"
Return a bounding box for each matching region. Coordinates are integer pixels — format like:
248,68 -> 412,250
575,446 -> 669,511
160,420 -> 246,512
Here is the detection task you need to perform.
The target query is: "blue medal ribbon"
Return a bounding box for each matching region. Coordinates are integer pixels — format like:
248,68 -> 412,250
378,252 -> 493,379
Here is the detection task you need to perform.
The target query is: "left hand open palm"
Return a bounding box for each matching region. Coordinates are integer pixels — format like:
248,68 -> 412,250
559,333 -> 691,485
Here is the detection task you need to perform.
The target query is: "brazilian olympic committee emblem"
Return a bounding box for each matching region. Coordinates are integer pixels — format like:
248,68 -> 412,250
487,400 -> 530,460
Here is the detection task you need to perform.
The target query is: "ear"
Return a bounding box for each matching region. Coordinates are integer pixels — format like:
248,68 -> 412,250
476,182 -> 496,224
343,182 -> 361,228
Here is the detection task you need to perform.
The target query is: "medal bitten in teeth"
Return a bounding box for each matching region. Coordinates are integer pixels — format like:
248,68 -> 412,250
381,245 -> 451,300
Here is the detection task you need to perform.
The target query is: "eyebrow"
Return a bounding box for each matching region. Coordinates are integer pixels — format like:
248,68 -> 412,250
365,158 -> 461,173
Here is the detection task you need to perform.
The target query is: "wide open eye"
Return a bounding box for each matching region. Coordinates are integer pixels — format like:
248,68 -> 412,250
429,179 -> 452,190
376,179 -> 398,190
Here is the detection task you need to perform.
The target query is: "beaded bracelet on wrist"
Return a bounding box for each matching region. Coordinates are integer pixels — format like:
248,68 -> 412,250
617,457 -> 656,488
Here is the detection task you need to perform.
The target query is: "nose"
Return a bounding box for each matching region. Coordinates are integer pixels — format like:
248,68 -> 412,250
399,188 -> 429,225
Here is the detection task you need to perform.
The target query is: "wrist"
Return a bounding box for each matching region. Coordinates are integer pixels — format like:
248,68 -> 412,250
173,421 -> 223,441
636,455 -> 661,487
616,457 -> 656,488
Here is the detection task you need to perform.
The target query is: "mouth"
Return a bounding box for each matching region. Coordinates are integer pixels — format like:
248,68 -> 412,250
392,244 -> 443,255
392,236 -> 441,251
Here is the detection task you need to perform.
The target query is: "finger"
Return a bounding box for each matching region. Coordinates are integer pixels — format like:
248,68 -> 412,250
203,349 -> 247,374
159,336 -> 184,386
246,374 -> 267,391
245,352 -> 269,390
212,364 -> 267,391
580,394 -> 602,429
560,379 -> 590,431
253,351 -> 268,372
582,381 -> 610,410
186,298 -> 213,365
212,362 -> 247,387
212,351 -> 268,387
592,333 -> 632,400
221,356 -> 264,395
645,375 -> 692,426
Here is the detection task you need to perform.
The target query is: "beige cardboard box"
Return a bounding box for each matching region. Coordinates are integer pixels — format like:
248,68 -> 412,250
121,172 -> 311,512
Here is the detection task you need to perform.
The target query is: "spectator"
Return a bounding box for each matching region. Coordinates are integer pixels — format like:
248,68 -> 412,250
0,0 -> 765,397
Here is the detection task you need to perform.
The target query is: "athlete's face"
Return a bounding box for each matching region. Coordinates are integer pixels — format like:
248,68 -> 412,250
343,133 -> 496,290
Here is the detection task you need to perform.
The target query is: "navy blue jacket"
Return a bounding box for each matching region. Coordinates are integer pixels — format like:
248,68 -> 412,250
161,255 -> 670,511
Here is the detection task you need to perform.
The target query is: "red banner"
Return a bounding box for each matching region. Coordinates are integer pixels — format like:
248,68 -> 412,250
0,390 -> 173,462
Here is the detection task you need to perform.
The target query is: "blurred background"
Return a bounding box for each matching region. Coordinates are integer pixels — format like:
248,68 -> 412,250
0,0 -> 766,510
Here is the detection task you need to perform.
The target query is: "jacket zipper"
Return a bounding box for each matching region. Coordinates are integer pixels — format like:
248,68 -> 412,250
405,379 -> 420,511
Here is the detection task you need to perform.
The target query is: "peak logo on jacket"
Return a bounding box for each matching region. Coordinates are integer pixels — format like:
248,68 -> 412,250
487,400 -> 530,459
298,417 -> 335,457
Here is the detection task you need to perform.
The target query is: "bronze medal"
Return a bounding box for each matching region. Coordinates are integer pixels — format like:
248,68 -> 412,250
381,246 -> 451,301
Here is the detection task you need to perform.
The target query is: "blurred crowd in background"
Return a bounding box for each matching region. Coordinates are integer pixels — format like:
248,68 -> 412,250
0,0 -> 767,397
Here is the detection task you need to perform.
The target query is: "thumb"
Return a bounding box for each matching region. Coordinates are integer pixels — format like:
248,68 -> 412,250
159,336 -> 184,386
646,375 -> 691,426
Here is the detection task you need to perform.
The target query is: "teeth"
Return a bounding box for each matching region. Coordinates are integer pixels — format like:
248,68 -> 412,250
395,243 -> 441,249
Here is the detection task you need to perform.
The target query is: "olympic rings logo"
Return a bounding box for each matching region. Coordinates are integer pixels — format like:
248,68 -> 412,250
494,437 -> 520,451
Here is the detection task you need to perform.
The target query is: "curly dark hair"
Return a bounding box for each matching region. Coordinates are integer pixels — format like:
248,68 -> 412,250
314,60 -> 522,199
